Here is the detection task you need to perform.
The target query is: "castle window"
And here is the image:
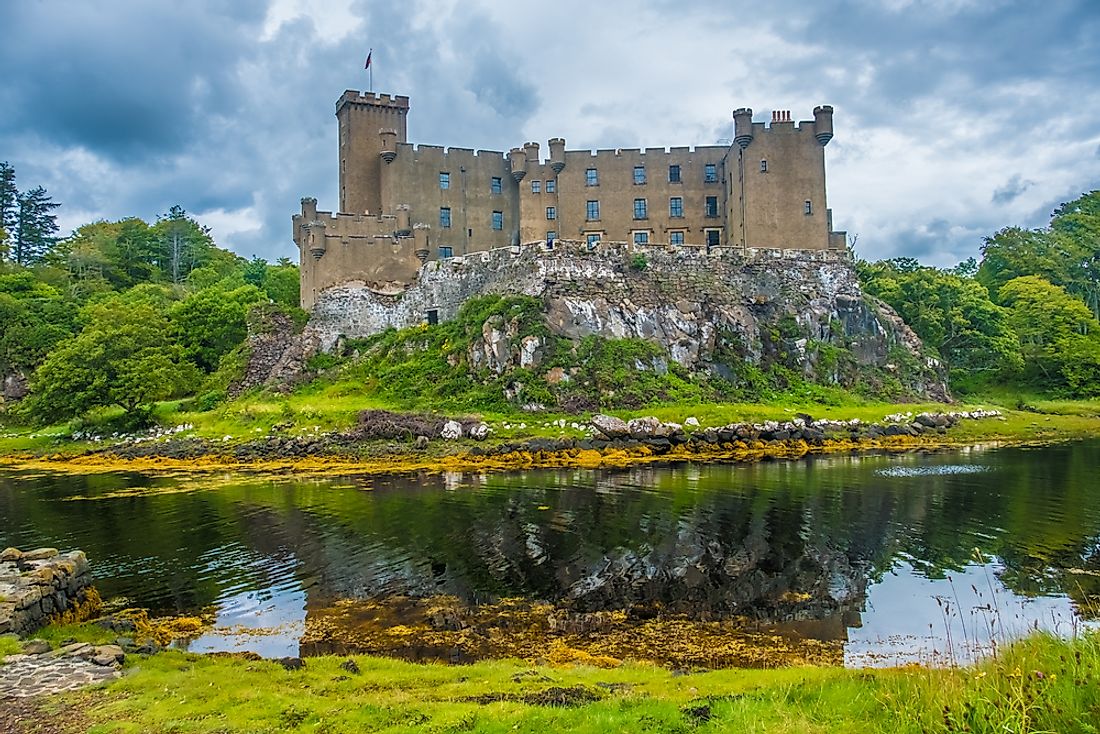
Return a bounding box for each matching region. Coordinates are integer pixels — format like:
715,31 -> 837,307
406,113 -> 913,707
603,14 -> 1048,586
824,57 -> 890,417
706,229 -> 721,247
440,207 -> 452,228
531,180 -> 541,193
440,172 -> 450,189
491,177 -> 502,194
491,211 -> 503,230
546,206 -> 556,220
669,230 -> 685,246
633,198 -> 647,219
546,178 -> 556,193
586,233 -> 601,248
804,200 -> 813,215
633,231 -> 650,245
438,246 -> 453,259
633,166 -> 646,185
759,160 -> 768,173
586,168 -> 598,186
668,164 -> 681,183
669,197 -> 683,218
704,164 -> 718,183
546,231 -> 556,244
705,196 -> 719,218
426,309 -> 439,325
586,200 -> 600,220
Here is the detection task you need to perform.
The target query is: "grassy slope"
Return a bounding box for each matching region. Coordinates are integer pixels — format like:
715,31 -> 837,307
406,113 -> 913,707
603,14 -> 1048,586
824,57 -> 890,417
27,631 -> 1096,734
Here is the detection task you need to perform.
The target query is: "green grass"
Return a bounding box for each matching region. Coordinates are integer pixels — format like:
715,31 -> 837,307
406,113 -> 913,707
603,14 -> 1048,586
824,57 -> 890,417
0,636 -> 22,656
43,631 -> 1099,733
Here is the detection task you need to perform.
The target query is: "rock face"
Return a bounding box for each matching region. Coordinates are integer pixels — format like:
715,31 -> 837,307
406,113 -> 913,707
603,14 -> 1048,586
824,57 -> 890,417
1,372 -> 29,401
229,306 -> 316,398
0,548 -> 94,636
304,242 -> 948,400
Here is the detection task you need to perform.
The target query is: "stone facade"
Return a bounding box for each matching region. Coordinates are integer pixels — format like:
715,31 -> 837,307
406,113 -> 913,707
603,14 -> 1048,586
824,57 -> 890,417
0,548 -> 93,636
293,90 -> 846,310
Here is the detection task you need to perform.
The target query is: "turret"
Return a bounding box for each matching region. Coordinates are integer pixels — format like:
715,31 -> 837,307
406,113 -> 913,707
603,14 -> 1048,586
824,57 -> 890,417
733,108 -> 754,149
548,138 -> 565,173
523,141 -> 540,168
508,147 -> 527,181
301,196 -> 318,220
379,128 -> 398,163
305,222 -> 326,260
813,105 -> 834,146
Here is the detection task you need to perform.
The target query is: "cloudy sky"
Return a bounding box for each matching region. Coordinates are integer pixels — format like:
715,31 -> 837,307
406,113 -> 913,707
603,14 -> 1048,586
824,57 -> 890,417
2,0 -> 1098,266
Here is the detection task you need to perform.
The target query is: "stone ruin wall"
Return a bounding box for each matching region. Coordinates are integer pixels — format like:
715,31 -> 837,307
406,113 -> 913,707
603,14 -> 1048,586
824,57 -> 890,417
0,548 -> 94,636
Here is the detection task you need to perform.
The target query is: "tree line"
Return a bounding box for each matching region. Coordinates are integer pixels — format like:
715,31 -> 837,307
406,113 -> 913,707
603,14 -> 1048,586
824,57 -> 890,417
0,161 -> 61,266
0,168 -> 301,427
858,190 -> 1100,397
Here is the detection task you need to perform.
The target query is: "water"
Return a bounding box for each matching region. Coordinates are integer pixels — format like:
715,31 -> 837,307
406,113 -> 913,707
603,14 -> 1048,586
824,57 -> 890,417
1,441 -> 1098,666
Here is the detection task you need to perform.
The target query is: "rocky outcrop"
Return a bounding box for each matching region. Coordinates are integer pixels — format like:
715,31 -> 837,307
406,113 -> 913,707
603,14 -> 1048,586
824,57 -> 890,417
0,548 -> 94,636
1,372 -> 29,402
304,242 -> 948,400
229,306 -> 315,398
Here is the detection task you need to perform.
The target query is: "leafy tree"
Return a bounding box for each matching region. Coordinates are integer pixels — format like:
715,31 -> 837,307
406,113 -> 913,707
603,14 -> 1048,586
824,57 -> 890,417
242,256 -> 267,287
979,192 -> 1100,320
13,186 -> 60,265
859,259 -> 1021,383
261,263 -> 299,308
29,299 -> 198,421
169,284 -> 266,371
998,275 -> 1100,395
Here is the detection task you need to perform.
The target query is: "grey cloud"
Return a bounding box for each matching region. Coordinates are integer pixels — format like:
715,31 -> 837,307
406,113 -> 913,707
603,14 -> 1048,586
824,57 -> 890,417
0,1 -> 269,161
992,175 -> 1035,205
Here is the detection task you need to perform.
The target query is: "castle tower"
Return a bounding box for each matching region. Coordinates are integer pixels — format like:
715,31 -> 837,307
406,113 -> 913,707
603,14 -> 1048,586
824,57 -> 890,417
336,90 -> 410,214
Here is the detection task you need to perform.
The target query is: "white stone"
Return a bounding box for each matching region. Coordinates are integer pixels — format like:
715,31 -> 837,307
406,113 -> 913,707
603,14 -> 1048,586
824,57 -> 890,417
441,420 -> 463,440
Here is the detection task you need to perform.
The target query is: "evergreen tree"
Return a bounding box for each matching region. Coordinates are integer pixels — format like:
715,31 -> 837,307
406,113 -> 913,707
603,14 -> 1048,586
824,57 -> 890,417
14,186 -> 60,265
0,162 -> 17,259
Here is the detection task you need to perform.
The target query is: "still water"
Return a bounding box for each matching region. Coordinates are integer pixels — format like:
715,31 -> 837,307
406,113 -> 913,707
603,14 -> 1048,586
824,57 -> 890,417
2,441 -> 1098,666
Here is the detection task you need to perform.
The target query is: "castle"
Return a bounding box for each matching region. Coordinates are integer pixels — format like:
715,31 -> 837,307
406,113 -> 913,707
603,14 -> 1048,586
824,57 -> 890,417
293,90 -> 847,310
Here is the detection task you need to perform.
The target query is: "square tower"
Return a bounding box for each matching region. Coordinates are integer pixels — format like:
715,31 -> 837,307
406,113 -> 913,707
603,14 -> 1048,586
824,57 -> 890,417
336,90 -> 410,215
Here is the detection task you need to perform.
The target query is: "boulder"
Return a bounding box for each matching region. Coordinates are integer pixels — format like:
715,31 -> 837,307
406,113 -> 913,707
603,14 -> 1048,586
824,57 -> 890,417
684,416 -> 700,427
590,414 -> 630,439
468,422 -> 491,441
627,416 -> 662,439
440,420 -> 463,440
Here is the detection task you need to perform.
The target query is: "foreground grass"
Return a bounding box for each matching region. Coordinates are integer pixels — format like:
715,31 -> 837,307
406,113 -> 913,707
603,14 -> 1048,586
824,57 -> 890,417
29,632 -> 1095,734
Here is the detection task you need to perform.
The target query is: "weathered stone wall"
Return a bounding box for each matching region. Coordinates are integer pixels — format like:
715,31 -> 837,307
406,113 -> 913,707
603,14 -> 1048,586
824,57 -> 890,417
0,548 -> 93,636
305,240 -> 946,398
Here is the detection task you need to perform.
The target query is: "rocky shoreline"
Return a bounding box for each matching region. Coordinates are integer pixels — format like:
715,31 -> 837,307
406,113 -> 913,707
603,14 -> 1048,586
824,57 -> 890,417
50,409 -> 1005,469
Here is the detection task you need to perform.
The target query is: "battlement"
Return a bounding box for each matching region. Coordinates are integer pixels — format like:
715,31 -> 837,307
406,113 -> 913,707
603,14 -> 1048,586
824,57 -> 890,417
336,89 -> 411,113
565,144 -> 728,159
393,142 -> 508,161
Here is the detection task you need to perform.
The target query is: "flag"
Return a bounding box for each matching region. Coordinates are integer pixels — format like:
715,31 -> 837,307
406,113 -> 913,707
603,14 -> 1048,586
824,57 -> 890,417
364,49 -> 372,69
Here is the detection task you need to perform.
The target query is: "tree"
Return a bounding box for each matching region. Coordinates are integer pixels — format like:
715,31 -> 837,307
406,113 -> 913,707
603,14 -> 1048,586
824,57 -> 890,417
261,263 -> 299,308
29,299 -> 198,422
152,205 -> 216,284
859,259 -> 1021,384
998,275 -> 1100,395
13,186 -> 60,265
0,162 -> 17,259
169,284 -> 266,371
